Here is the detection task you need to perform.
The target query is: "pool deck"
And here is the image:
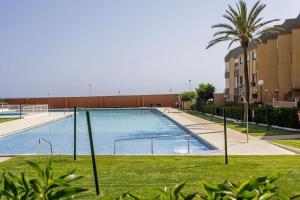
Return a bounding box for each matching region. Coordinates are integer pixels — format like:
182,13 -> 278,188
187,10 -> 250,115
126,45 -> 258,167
158,108 -> 295,155
0,112 -> 73,137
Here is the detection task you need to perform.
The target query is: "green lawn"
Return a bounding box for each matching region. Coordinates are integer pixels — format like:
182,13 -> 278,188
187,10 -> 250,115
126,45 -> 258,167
0,118 -> 16,123
1,155 -> 300,199
186,111 -> 300,137
272,139 -> 300,150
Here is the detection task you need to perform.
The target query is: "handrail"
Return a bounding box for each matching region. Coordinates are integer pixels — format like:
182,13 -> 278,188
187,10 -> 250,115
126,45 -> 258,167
161,109 -> 170,116
113,134 -> 191,155
39,138 -> 53,155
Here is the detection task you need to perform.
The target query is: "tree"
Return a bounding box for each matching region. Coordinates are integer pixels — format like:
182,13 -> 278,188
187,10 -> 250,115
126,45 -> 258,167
179,92 -> 196,109
195,83 -> 215,105
207,0 -> 281,104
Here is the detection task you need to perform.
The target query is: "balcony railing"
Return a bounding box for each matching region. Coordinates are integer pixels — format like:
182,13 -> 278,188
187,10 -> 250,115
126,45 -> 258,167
225,71 -> 230,78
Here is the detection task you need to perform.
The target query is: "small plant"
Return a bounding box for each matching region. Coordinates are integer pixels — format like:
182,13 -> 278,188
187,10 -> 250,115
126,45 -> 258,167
117,175 -> 299,200
0,159 -> 87,200
117,181 -> 197,200
201,175 -> 279,200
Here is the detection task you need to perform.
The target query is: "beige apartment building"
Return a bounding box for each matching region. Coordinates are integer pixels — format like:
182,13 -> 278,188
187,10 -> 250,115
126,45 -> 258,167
224,14 -> 300,104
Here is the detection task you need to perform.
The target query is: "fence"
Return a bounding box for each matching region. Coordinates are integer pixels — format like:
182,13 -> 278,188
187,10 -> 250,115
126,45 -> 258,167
0,104 -> 49,117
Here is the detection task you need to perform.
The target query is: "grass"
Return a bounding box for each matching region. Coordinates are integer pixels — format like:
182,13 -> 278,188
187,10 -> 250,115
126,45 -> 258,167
272,139 -> 300,150
0,118 -> 16,123
186,111 -> 300,137
1,155 -> 300,199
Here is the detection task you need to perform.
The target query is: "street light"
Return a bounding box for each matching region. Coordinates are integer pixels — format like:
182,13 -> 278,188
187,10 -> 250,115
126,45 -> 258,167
258,80 -> 264,105
188,80 -> 192,92
89,84 -> 92,96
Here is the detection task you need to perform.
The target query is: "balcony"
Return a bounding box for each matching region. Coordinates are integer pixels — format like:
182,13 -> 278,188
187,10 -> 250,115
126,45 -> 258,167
234,68 -> 239,76
224,88 -> 229,97
234,88 -> 239,95
225,71 -> 230,78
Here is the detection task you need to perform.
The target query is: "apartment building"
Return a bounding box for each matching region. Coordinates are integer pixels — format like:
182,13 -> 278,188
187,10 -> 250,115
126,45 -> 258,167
224,14 -> 300,104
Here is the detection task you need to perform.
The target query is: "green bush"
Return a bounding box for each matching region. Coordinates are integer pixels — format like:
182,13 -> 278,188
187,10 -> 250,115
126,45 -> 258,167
199,105 -> 300,129
117,175 -> 300,199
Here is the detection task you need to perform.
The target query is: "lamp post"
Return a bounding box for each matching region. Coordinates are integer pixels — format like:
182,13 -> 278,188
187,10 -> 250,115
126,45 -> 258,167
118,90 -> 121,95
258,80 -> 264,105
189,80 -> 192,92
89,84 -> 92,96
169,89 -> 172,94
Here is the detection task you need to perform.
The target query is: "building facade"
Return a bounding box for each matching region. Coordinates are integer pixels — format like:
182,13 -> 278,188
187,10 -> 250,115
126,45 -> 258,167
224,14 -> 300,104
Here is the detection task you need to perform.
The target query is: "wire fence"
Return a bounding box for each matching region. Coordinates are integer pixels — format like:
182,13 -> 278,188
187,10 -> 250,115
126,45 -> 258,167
0,104 -> 49,116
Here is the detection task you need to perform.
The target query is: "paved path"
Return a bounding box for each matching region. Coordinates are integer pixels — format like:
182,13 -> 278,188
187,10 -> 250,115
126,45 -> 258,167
158,108 -> 295,155
0,157 -> 12,163
259,134 -> 300,140
0,112 -> 72,137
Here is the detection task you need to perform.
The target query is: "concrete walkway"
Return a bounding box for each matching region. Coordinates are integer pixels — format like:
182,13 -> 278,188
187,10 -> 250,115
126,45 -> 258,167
158,108 -> 295,155
0,157 -> 12,163
0,112 -> 72,137
259,134 -> 300,140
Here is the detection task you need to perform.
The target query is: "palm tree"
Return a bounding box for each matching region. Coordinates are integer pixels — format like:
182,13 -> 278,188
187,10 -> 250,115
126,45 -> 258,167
207,0 -> 281,104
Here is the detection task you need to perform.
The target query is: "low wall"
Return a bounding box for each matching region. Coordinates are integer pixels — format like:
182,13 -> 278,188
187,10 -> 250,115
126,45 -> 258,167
5,94 -> 179,109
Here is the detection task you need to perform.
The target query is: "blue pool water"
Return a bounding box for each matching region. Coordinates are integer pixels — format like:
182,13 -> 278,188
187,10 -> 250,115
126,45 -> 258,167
0,109 -> 213,155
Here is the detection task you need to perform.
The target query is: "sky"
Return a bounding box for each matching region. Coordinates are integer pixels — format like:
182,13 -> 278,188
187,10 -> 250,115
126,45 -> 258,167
0,0 -> 299,98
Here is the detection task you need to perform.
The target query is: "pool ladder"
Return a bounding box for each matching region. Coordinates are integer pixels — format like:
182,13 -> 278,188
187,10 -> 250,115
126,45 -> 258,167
113,134 -> 192,155
38,138 -> 53,155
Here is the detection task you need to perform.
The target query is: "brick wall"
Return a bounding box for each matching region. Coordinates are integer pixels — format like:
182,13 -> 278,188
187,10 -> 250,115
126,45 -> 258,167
5,94 -> 179,109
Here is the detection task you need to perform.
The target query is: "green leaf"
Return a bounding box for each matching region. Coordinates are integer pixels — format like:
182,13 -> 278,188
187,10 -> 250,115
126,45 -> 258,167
50,187 -> 88,199
25,160 -> 44,178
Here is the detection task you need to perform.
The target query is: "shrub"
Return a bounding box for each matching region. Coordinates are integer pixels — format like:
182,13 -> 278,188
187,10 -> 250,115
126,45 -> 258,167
199,105 -> 300,129
117,175 -> 300,199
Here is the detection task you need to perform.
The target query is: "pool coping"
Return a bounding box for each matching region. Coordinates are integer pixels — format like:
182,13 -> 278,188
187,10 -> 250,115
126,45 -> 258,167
0,112 -> 73,138
154,109 -> 218,152
157,108 -> 296,155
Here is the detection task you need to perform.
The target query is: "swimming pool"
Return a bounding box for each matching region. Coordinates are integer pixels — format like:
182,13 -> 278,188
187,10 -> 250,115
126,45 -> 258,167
0,109 -> 213,155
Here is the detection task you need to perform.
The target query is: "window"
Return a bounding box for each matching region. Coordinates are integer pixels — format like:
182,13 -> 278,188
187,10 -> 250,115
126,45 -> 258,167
225,62 -> 229,72
252,73 -> 257,83
225,78 -> 229,88
234,76 -> 238,88
234,59 -> 239,70
240,56 -> 243,64
247,53 -> 250,62
240,76 -> 243,87
252,51 -> 256,60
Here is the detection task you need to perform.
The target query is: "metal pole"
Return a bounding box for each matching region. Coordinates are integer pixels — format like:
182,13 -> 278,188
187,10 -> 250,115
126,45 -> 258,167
151,139 -> 154,155
266,106 -> 269,131
74,107 -> 77,161
86,111 -> 100,195
260,85 -> 263,105
113,141 -> 116,155
187,136 -> 190,154
224,107 -> 228,164
246,103 -> 249,143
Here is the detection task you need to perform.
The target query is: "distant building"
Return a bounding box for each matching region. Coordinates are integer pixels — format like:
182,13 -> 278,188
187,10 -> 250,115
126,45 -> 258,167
224,14 -> 300,104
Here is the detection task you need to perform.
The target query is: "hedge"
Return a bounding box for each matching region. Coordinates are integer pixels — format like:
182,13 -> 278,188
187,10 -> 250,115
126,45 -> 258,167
196,104 -> 300,129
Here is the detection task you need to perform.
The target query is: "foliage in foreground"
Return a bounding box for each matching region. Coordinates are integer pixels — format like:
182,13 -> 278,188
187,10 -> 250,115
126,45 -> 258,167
0,160 -> 87,200
118,175 -> 300,200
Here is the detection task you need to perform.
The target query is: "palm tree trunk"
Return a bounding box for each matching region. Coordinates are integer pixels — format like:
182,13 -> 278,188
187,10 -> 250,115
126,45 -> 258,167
243,45 -> 250,122
243,47 -> 250,103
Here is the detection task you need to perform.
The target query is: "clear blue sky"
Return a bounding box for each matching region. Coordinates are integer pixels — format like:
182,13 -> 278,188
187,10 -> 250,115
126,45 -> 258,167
1,0 -> 299,98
